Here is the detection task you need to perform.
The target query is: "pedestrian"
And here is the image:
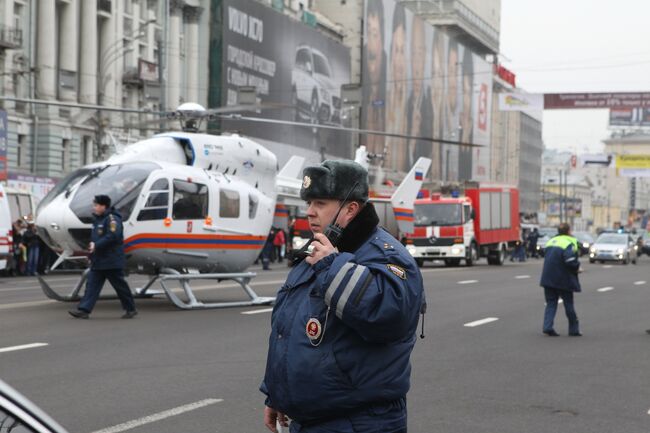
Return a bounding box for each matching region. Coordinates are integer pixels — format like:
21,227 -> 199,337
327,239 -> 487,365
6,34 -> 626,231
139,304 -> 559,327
23,223 -> 40,276
261,231 -> 274,271
272,227 -> 286,263
261,160 -> 425,433
528,228 -> 540,258
539,223 -> 582,337
11,219 -> 25,275
69,195 -> 137,319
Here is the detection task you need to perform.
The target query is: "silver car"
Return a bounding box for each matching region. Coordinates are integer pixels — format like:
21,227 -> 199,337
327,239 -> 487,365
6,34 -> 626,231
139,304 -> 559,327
589,233 -> 638,265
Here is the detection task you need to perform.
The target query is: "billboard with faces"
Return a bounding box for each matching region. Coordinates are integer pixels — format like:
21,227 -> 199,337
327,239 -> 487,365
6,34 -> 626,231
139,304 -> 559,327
362,0 -> 493,182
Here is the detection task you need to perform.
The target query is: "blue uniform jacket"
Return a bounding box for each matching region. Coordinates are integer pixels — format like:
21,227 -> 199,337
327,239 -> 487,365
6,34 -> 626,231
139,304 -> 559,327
261,204 -> 424,424
540,234 -> 581,292
90,209 -> 126,270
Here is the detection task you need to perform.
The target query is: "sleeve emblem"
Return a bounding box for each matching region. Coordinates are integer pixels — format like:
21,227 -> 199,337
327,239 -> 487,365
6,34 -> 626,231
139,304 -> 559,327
387,264 -> 406,280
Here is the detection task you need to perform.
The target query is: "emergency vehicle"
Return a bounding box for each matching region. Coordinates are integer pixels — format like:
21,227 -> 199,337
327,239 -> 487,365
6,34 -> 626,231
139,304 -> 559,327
405,185 -> 520,267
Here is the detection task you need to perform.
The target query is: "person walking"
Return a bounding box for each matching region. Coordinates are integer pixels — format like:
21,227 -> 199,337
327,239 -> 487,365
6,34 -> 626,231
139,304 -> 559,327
528,228 -> 540,258
272,227 -> 286,263
540,223 -> 582,337
261,231 -> 275,271
261,160 -> 425,433
69,195 -> 137,319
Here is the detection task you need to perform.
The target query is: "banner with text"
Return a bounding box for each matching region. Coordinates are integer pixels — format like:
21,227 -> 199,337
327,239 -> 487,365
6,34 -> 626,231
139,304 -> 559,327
216,0 -> 352,158
498,92 -> 543,111
545,92 -> 650,109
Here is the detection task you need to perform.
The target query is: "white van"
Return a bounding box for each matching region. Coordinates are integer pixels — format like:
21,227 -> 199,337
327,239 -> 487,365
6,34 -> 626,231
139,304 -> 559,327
0,185 -> 14,270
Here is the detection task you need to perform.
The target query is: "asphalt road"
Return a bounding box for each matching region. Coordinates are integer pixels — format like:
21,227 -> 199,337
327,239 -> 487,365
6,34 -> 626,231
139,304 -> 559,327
1,257 -> 650,433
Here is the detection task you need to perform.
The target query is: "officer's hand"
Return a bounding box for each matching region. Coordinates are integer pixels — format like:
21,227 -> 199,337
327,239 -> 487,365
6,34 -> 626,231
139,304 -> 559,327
305,233 -> 336,266
264,406 -> 288,432
88,242 -> 95,254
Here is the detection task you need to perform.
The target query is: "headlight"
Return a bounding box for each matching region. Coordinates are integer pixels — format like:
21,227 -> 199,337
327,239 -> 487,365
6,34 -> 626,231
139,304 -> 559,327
590,246 -> 597,253
616,248 -> 624,254
293,238 -> 308,250
634,245 -> 639,250
407,246 -> 417,256
583,242 -> 589,249
451,247 -> 463,255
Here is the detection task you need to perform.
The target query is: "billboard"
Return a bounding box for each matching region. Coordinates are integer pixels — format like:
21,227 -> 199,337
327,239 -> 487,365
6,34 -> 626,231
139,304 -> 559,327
609,107 -> 650,127
361,0 -> 493,182
544,92 -> 650,109
0,110 -> 7,182
498,93 -> 544,111
216,0 -> 352,158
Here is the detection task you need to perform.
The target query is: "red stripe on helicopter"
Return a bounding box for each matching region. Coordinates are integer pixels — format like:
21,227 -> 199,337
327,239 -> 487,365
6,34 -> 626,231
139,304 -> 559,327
124,233 -> 266,253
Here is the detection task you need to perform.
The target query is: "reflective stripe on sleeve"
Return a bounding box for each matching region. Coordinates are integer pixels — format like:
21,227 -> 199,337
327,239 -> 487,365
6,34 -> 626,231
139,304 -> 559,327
335,265 -> 367,320
324,262 -> 355,307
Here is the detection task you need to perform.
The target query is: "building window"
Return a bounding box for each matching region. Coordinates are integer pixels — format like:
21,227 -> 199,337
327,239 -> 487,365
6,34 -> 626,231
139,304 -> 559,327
62,139 -> 71,173
82,136 -> 92,165
17,134 -> 27,169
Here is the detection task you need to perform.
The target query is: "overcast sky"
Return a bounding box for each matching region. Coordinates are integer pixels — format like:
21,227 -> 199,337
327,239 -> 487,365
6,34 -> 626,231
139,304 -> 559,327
500,0 -> 650,154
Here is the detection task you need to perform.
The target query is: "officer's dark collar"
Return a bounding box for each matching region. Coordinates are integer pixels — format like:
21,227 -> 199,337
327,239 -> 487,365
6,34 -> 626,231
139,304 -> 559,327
337,202 -> 379,254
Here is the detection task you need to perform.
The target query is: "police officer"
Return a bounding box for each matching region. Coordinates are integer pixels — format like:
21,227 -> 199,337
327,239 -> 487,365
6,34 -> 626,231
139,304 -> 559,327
540,223 -> 581,337
69,195 -> 137,319
261,160 -> 425,432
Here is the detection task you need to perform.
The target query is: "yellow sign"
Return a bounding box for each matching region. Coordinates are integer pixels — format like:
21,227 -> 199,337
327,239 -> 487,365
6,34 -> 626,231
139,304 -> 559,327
615,155 -> 650,169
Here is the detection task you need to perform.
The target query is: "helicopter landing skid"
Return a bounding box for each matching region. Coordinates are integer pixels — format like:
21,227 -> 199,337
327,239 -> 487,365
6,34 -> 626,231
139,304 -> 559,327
38,269 -> 90,302
141,268 -> 275,310
38,268 -> 274,310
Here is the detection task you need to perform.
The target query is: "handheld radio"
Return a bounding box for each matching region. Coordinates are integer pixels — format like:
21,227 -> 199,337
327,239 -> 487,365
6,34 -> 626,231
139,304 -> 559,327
293,181 -> 360,263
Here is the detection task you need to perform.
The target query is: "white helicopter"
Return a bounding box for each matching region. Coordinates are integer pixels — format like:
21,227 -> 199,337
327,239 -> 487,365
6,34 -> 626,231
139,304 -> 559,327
33,102 -> 433,310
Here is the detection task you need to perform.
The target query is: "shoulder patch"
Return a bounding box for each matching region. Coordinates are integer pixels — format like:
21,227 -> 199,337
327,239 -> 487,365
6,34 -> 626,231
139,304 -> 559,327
109,219 -> 117,233
387,264 -> 407,280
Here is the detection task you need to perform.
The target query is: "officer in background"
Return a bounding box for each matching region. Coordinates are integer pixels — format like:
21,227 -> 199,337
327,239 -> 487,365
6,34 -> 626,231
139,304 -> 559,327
539,223 -> 581,337
261,160 -> 425,433
69,195 -> 137,319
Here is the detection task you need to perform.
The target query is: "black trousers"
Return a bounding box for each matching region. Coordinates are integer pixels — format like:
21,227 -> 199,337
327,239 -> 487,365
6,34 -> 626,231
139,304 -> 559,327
78,269 -> 136,313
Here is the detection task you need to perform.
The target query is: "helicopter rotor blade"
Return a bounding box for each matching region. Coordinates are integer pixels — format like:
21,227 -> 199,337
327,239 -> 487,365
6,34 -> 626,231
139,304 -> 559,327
218,115 -> 484,148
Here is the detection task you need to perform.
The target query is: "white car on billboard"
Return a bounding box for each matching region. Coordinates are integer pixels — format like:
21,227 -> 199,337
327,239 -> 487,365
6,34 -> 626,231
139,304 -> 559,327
291,45 -> 341,126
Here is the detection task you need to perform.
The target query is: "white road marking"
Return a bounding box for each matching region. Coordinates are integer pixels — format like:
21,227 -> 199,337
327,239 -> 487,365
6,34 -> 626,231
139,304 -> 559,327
597,286 -> 615,292
464,317 -> 499,327
603,265 -> 613,269
0,343 -> 48,353
457,280 -> 478,285
90,399 -> 223,433
241,307 -> 274,315
0,300 -> 55,310
515,275 -> 531,279
634,281 -> 646,286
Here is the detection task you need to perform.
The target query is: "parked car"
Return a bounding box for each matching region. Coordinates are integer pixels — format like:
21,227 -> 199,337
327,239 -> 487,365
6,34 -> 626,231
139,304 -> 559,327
291,45 -> 341,126
642,231 -> 650,256
589,233 -> 638,264
573,231 -> 595,256
0,379 -> 68,432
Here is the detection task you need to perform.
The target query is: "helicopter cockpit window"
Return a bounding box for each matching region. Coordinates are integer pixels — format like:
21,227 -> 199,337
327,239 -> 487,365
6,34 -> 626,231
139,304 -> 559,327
137,178 -> 170,221
36,166 -> 92,215
219,189 -> 240,218
248,194 -> 259,219
70,163 -> 159,224
172,180 -> 208,220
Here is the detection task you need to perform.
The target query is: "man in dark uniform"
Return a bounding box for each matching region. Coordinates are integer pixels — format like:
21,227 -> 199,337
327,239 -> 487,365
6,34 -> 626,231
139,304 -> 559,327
261,160 -> 425,433
69,195 -> 137,319
539,223 -> 581,337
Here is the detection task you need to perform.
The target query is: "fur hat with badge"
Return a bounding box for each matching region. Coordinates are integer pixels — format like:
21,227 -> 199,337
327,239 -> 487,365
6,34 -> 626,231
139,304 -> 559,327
300,160 -> 369,203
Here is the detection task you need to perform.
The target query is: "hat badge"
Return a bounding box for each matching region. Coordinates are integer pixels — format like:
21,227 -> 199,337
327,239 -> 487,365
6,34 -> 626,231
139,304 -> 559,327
303,175 -> 312,189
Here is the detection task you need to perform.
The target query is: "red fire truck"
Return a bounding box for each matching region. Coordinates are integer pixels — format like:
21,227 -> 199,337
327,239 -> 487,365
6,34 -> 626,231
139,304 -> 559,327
405,185 -> 520,267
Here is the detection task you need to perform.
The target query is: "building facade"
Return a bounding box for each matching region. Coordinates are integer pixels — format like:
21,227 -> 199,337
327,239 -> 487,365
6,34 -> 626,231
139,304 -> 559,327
0,0 -> 209,196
